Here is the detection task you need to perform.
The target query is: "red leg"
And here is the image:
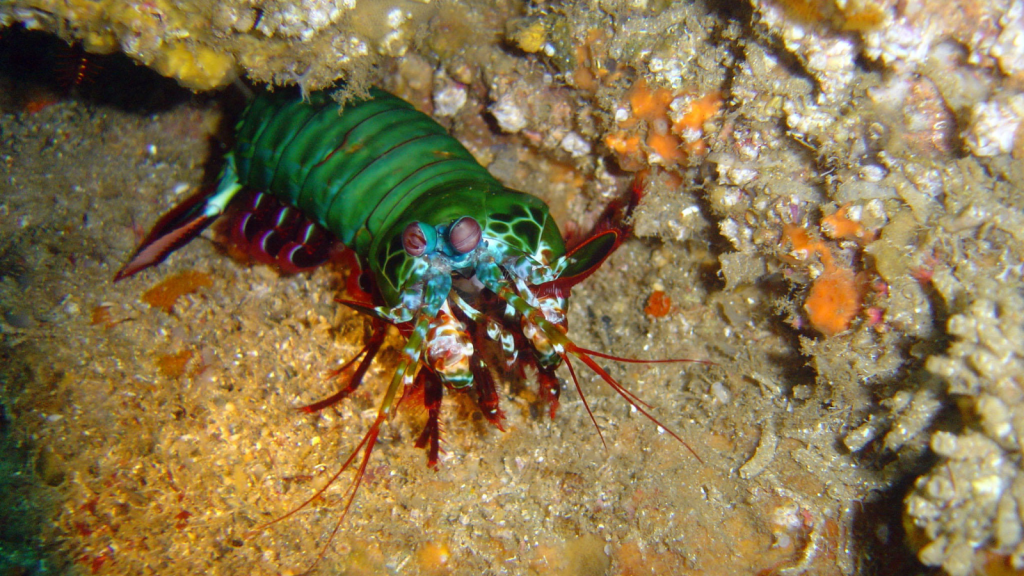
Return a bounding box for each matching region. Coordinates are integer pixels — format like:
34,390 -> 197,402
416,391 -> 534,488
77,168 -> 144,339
471,355 -> 505,431
536,365 -> 561,420
299,316 -> 388,414
413,370 -> 444,469
447,297 -> 508,431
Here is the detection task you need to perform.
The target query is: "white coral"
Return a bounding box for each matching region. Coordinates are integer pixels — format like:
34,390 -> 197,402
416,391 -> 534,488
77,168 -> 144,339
256,0 -> 355,40
489,94 -> 528,133
966,94 -> 1024,157
911,290 -> 1024,574
992,1 -> 1024,76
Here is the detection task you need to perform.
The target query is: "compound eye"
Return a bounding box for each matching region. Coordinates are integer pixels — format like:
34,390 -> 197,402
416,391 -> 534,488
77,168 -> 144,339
448,216 -> 482,254
402,222 -> 436,256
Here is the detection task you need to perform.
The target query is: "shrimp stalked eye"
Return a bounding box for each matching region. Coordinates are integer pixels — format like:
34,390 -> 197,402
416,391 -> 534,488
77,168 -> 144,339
448,216 -> 481,254
402,221 -> 436,256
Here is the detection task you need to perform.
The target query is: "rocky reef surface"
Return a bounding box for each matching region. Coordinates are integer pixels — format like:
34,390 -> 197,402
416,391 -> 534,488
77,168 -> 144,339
1,0 -> 1023,574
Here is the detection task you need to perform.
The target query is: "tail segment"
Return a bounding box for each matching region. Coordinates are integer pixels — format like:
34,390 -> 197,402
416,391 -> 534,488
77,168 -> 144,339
115,159 -> 243,281
113,188 -> 221,281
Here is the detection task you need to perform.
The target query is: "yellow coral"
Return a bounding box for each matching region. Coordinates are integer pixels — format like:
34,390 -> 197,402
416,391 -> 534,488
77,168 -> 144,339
152,42 -> 236,91
82,30 -> 119,54
510,19 -> 546,53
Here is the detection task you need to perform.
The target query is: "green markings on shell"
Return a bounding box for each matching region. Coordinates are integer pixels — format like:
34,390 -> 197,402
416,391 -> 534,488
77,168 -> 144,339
481,192 -> 564,267
227,87 -> 567,307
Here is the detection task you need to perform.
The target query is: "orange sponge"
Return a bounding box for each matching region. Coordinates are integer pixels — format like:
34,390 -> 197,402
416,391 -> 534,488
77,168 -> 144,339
804,269 -> 861,336
821,205 -> 876,244
606,79 -> 721,171
782,223 -> 864,336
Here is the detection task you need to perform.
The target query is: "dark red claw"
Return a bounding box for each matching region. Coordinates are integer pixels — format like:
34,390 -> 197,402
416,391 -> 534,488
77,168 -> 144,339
446,296 -> 509,432
538,229 -> 623,297
501,321 -> 561,419
535,174 -> 645,298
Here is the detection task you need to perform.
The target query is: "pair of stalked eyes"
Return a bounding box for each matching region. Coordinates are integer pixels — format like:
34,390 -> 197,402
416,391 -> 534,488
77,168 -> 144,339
402,217 -> 482,257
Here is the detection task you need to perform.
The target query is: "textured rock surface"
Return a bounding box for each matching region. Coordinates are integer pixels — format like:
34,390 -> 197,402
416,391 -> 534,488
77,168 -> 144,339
1,0 -> 1023,574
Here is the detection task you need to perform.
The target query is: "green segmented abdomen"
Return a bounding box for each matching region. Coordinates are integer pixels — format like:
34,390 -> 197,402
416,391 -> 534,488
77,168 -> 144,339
231,88 -> 506,255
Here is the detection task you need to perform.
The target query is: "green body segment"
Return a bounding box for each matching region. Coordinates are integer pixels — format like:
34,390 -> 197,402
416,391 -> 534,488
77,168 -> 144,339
225,88 -> 567,306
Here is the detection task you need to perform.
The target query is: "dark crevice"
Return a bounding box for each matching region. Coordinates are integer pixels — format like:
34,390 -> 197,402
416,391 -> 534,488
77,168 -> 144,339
0,25 -> 197,114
